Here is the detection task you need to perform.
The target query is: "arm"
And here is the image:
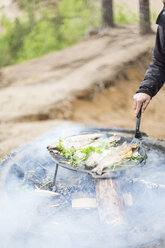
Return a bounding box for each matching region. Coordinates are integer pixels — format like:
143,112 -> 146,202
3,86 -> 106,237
136,57 -> 165,97
134,26 -> 165,115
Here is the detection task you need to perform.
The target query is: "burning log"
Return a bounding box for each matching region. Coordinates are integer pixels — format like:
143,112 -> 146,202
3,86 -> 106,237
95,178 -> 125,225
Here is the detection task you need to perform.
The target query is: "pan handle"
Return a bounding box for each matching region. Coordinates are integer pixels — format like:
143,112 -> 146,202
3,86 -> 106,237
135,105 -> 142,139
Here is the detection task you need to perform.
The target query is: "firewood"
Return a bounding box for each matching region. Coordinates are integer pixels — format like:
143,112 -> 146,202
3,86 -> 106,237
95,178 -> 125,225
72,198 -> 97,209
34,188 -> 60,197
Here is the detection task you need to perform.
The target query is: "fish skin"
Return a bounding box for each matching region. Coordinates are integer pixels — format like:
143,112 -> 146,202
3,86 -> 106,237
91,143 -> 139,175
74,136 -> 122,168
47,133 -> 104,151
92,148 -> 121,175
48,134 -> 121,152
85,152 -> 104,169
48,134 -> 140,175
122,143 -> 139,158
92,136 -> 121,148
73,150 -> 85,161
63,133 -> 104,150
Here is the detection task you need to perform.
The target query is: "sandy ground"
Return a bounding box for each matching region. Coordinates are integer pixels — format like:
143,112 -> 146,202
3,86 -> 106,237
0,4 -> 164,162
71,54 -> 165,139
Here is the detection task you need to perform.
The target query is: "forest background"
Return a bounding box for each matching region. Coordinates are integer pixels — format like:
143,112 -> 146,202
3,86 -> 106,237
0,0 -> 161,68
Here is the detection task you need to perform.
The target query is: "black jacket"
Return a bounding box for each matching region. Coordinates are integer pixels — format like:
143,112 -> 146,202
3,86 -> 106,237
136,6 -> 165,97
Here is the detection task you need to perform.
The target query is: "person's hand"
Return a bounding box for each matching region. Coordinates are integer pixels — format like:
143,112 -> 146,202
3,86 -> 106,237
133,93 -> 151,116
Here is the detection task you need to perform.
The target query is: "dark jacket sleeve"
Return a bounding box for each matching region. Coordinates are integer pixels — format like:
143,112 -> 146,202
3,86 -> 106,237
136,26 -> 165,97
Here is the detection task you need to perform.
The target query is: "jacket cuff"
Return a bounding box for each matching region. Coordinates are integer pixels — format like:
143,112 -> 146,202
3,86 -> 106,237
136,88 -> 153,98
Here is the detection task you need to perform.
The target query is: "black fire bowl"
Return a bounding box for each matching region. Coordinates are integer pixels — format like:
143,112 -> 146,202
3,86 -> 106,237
0,126 -> 165,248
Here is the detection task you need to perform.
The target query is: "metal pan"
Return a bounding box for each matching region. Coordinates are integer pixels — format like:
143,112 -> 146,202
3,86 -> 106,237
48,130 -> 147,183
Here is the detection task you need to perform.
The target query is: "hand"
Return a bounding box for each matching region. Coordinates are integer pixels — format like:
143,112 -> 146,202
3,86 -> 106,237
133,93 -> 151,116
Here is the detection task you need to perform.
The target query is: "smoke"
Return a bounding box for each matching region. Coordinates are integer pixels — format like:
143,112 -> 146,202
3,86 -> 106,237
0,122 -> 165,248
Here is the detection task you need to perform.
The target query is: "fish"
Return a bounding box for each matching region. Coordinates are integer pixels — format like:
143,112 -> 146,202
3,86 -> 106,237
48,133 -> 142,175
47,133 -> 104,152
122,143 -> 138,158
91,143 -> 139,175
84,136 -> 121,168
85,151 -> 104,169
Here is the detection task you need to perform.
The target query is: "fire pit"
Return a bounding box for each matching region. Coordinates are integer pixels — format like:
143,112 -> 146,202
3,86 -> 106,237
47,128 -> 165,226
0,125 -> 165,248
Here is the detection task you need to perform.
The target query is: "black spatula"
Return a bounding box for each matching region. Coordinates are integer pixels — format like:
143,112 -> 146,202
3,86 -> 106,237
135,105 -> 142,139
132,105 -> 146,156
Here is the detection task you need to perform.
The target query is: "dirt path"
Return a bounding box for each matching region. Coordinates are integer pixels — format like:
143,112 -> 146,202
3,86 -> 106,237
0,25 -> 155,121
0,24 -> 164,161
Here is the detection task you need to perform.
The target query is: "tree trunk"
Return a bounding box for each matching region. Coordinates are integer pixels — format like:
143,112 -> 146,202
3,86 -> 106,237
139,0 -> 152,35
101,0 -> 114,29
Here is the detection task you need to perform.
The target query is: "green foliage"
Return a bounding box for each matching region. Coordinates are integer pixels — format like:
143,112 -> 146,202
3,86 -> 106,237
14,0 -> 47,9
151,9 -> 158,23
17,18 -> 57,62
0,9 -> 36,67
0,1 -> 156,69
114,3 -> 138,24
0,0 -> 99,68
114,3 -> 158,25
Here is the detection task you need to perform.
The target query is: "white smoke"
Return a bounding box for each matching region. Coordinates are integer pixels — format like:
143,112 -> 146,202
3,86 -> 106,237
0,122 -> 165,248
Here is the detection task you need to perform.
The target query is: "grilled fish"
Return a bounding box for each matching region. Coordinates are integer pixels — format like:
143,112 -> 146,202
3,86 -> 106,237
47,133 -> 104,151
92,143 -> 139,175
48,133 -> 142,175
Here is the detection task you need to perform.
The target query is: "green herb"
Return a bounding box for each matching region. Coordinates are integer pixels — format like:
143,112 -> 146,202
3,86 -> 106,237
124,155 -> 144,162
55,139 -> 105,167
55,138 -> 146,170
98,142 -> 109,149
95,148 -> 102,153
56,139 -> 63,150
108,154 -> 146,171
98,139 -> 119,149
80,146 -> 98,160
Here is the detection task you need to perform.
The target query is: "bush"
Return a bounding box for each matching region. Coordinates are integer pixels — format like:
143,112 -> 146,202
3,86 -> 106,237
0,8 -> 36,67
114,3 -> 138,25
0,1 -> 156,69
151,9 -> 158,23
18,0 -> 100,61
13,0 -> 47,9
0,0 -> 99,67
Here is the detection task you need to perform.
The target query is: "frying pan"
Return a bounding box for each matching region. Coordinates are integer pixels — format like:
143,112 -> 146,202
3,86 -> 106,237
48,131 -> 146,184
